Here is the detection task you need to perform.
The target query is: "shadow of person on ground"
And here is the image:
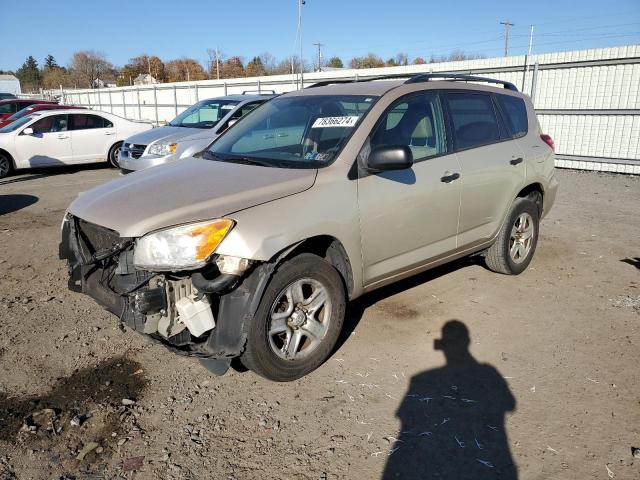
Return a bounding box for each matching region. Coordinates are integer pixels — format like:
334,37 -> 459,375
383,320 -> 517,480
620,257 -> 640,270
0,194 -> 38,215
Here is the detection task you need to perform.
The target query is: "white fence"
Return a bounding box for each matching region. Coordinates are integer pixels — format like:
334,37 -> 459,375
60,45 -> 640,174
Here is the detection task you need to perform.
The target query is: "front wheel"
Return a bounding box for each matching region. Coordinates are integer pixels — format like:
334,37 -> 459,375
108,142 -> 123,168
484,196 -> 540,275
0,153 -> 13,179
240,253 -> 346,381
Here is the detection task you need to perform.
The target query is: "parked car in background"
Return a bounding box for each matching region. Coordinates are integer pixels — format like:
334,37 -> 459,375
60,74 -> 557,381
0,93 -> 17,101
119,94 -> 274,173
0,103 -> 87,128
0,99 -> 57,120
0,109 -> 152,178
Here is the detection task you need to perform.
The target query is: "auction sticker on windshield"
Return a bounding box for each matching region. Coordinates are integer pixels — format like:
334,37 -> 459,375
312,116 -> 359,128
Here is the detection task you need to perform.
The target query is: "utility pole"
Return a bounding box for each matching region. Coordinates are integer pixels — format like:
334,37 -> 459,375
215,47 -> 220,80
500,20 -> 515,57
313,42 -> 324,72
299,0 -> 305,87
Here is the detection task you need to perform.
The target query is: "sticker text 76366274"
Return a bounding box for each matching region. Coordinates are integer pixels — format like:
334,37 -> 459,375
311,116 -> 360,128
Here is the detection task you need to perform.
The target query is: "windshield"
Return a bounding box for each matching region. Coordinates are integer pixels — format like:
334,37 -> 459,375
205,95 -> 376,168
169,99 -> 239,128
7,107 -> 34,121
0,114 -> 37,133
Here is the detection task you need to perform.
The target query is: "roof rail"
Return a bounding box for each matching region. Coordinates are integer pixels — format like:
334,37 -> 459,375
307,73 -> 518,91
241,89 -> 276,95
405,73 -> 518,91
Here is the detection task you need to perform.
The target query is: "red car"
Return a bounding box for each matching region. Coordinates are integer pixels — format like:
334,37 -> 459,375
0,103 -> 86,128
0,99 -> 58,121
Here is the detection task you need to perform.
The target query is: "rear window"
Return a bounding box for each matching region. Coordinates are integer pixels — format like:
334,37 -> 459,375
496,94 -> 528,138
71,114 -> 113,130
446,92 -> 501,150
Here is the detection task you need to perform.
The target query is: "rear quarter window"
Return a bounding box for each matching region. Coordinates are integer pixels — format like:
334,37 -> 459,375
496,94 -> 528,138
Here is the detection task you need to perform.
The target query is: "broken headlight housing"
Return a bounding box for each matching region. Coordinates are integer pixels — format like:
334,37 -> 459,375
133,218 -> 234,271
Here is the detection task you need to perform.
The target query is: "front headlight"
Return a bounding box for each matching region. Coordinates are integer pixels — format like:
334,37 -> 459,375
133,218 -> 234,271
148,142 -> 177,156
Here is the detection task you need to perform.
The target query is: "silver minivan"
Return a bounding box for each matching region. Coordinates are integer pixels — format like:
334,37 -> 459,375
118,94 -> 273,172
61,74 -> 558,381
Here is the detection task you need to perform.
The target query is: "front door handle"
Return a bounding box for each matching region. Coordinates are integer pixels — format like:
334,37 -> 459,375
441,171 -> 460,183
104,131 -> 115,135
57,134 -> 69,139
510,157 -> 524,165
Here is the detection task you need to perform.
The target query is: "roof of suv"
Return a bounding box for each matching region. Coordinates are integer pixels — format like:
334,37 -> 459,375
286,74 -> 522,98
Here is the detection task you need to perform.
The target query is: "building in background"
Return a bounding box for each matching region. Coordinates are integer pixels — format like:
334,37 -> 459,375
0,74 -> 21,95
133,74 -> 158,86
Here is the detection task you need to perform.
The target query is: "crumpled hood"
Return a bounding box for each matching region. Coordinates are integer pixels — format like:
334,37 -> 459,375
124,126 -> 202,146
68,158 -> 317,237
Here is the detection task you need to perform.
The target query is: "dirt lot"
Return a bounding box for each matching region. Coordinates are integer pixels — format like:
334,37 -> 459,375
0,166 -> 638,480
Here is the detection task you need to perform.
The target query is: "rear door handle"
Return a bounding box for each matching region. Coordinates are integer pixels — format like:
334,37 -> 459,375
276,132 -> 289,138
510,157 -> 524,165
440,171 -> 460,183
57,134 -> 69,139
104,131 -> 115,135
263,134 -> 275,139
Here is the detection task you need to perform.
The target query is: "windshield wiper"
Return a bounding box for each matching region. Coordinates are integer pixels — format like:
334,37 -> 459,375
201,152 -> 274,167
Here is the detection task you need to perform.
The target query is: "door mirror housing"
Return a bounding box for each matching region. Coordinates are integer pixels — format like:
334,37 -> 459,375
366,145 -> 413,172
22,127 -> 34,136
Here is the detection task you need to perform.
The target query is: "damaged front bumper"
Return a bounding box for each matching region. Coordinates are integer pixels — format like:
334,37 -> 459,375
59,215 -> 273,362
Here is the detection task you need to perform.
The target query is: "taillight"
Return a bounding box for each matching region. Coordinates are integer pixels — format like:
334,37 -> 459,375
540,134 -> 555,151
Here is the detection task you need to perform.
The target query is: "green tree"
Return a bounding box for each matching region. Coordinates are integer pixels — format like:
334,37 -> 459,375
326,56 -> 343,68
44,54 -> 59,70
16,56 -> 40,92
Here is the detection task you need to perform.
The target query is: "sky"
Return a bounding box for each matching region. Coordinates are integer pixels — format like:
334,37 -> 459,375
1,0 -> 639,71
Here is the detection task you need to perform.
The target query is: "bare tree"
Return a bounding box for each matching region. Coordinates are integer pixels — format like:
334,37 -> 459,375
70,50 -> 114,88
258,52 -> 278,74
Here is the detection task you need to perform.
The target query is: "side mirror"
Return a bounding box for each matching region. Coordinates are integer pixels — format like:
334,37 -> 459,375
367,145 -> 413,172
22,127 -> 34,136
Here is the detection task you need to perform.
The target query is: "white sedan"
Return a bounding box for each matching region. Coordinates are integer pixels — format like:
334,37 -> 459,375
0,109 -> 152,178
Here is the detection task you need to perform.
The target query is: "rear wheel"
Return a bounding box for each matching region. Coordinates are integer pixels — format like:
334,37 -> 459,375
0,153 -> 13,179
108,142 -> 123,168
240,253 -> 346,381
484,196 -> 540,275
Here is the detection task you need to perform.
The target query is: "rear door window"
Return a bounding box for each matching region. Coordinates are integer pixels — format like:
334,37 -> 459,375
496,94 -> 528,138
446,92 -> 501,150
70,114 -> 112,130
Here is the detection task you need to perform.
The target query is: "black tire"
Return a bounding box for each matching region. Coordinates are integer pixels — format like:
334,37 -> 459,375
108,142 -> 123,168
484,195 -> 540,275
0,152 -> 13,179
240,253 -> 346,382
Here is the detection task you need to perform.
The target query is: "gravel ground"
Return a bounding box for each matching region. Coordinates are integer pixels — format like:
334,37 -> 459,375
0,165 -> 638,480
